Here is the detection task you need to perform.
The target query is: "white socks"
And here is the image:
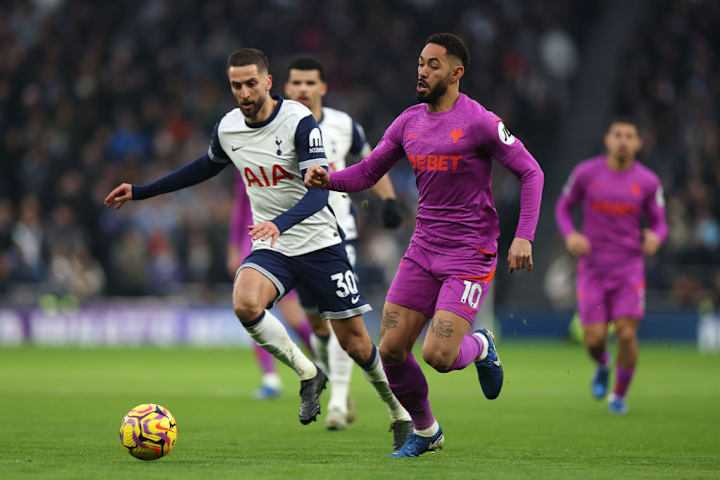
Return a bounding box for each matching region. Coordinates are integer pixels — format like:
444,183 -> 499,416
261,373 -> 282,390
327,331 -> 353,413
473,331 -> 490,361
361,348 -> 411,422
245,311 -> 317,381
415,421 -> 440,437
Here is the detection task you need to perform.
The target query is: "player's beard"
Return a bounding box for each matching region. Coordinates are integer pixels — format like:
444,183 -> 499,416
416,75 -> 450,105
241,94 -> 267,121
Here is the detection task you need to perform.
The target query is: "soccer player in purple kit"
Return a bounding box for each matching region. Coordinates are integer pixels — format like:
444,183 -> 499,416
555,117 -> 667,415
305,33 -> 544,457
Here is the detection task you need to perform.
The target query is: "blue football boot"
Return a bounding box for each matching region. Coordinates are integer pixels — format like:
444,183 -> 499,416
253,384 -> 281,400
473,329 -> 503,399
389,426 -> 444,458
607,393 -> 628,415
591,365 -> 610,399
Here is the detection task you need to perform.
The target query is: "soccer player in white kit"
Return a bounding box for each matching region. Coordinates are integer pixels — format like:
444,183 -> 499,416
104,48 -> 411,450
283,56 -> 403,430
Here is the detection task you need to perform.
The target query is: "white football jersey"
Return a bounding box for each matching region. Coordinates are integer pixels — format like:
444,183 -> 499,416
208,97 -> 342,256
319,107 -> 371,241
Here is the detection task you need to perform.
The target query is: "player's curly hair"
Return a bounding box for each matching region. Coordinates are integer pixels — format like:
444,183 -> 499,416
227,48 -> 269,73
426,33 -> 470,69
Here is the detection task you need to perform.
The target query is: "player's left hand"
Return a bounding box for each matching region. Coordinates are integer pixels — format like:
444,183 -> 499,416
507,237 -> 533,274
248,221 -> 280,248
381,198 -> 404,229
304,165 -> 330,188
642,228 -> 660,256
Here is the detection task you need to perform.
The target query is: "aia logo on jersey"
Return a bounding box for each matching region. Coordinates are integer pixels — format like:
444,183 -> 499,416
308,128 -> 325,154
244,165 -> 294,187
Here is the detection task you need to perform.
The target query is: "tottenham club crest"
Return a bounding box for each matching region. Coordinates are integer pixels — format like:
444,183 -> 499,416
275,136 -> 282,155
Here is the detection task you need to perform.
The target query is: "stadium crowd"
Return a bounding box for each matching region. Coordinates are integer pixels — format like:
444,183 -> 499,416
1,0 -> 716,310
614,0 -> 720,307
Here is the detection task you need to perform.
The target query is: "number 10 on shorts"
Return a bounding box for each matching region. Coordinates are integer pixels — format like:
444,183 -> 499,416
461,280 -> 483,309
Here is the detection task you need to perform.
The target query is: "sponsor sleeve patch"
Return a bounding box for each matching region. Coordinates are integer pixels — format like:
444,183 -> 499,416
497,121 -> 516,146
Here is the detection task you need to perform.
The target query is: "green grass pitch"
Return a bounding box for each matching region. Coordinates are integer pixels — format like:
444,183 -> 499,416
1,341 -> 718,479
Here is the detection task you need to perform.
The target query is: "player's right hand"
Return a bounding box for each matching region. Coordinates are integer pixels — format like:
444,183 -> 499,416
104,183 -> 133,210
565,231 -> 590,256
304,165 -> 330,188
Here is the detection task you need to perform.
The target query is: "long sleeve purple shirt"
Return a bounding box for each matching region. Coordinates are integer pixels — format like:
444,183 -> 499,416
555,155 -> 668,268
328,93 -> 544,256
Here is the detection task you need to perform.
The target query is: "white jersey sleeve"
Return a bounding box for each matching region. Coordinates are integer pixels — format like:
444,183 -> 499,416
319,107 -> 372,241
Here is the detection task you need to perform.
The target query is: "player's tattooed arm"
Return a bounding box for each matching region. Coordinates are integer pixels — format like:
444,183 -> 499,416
428,318 -> 453,338
382,311 -> 399,329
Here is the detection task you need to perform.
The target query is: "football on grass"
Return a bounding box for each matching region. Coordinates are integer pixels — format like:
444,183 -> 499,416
120,403 -> 178,460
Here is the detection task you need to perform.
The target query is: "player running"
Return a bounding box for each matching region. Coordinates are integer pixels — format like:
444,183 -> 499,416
305,33 -> 544,457
555,117 -> 667,415
283,56 -> 403,430
105,48 -> 412,449
227,178 -> 315,400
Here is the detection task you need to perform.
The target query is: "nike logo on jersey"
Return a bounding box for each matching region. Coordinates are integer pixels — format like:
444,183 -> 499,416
351,295 -> 360,304
231,145 -> 244,151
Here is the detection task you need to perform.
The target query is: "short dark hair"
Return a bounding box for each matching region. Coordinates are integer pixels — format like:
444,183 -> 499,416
227,48 -> 269,73
425,33 -> 470,69
608,114 -> 641,135
287,56 -> 325,81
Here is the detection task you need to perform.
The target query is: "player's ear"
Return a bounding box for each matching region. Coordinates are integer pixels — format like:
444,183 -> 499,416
320,81 -> 327,97
451,64 -> 464,83
266,74 -> 273,92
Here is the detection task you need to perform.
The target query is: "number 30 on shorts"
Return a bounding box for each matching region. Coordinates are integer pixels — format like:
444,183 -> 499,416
331,270 -> 359,298
461,280 -> 483,309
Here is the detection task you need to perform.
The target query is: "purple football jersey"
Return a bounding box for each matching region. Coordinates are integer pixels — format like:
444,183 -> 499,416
555,155 -> 668,269
327,93 -> 543,257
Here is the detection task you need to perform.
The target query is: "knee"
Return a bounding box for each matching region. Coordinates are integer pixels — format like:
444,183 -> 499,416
233,296 -> 265,324
338,334 -> 371,364
584,332 -> 605,351
616,328 -> 636,345
422,348 -> 455,373
379,342 -> 409,365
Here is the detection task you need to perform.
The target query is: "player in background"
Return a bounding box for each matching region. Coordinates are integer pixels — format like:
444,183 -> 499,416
105,48 -> 412,450
227,179 -> 315,400
555,117 -> 667,414
305,33 -> 544,457
284,56 -> 403,430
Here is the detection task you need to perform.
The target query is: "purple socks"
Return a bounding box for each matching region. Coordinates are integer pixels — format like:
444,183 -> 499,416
448,334 -> 485,371
613,365 -> 635,398
253,341 -> 276,374
292,319 -> 315,356
383,353 -> 436,430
